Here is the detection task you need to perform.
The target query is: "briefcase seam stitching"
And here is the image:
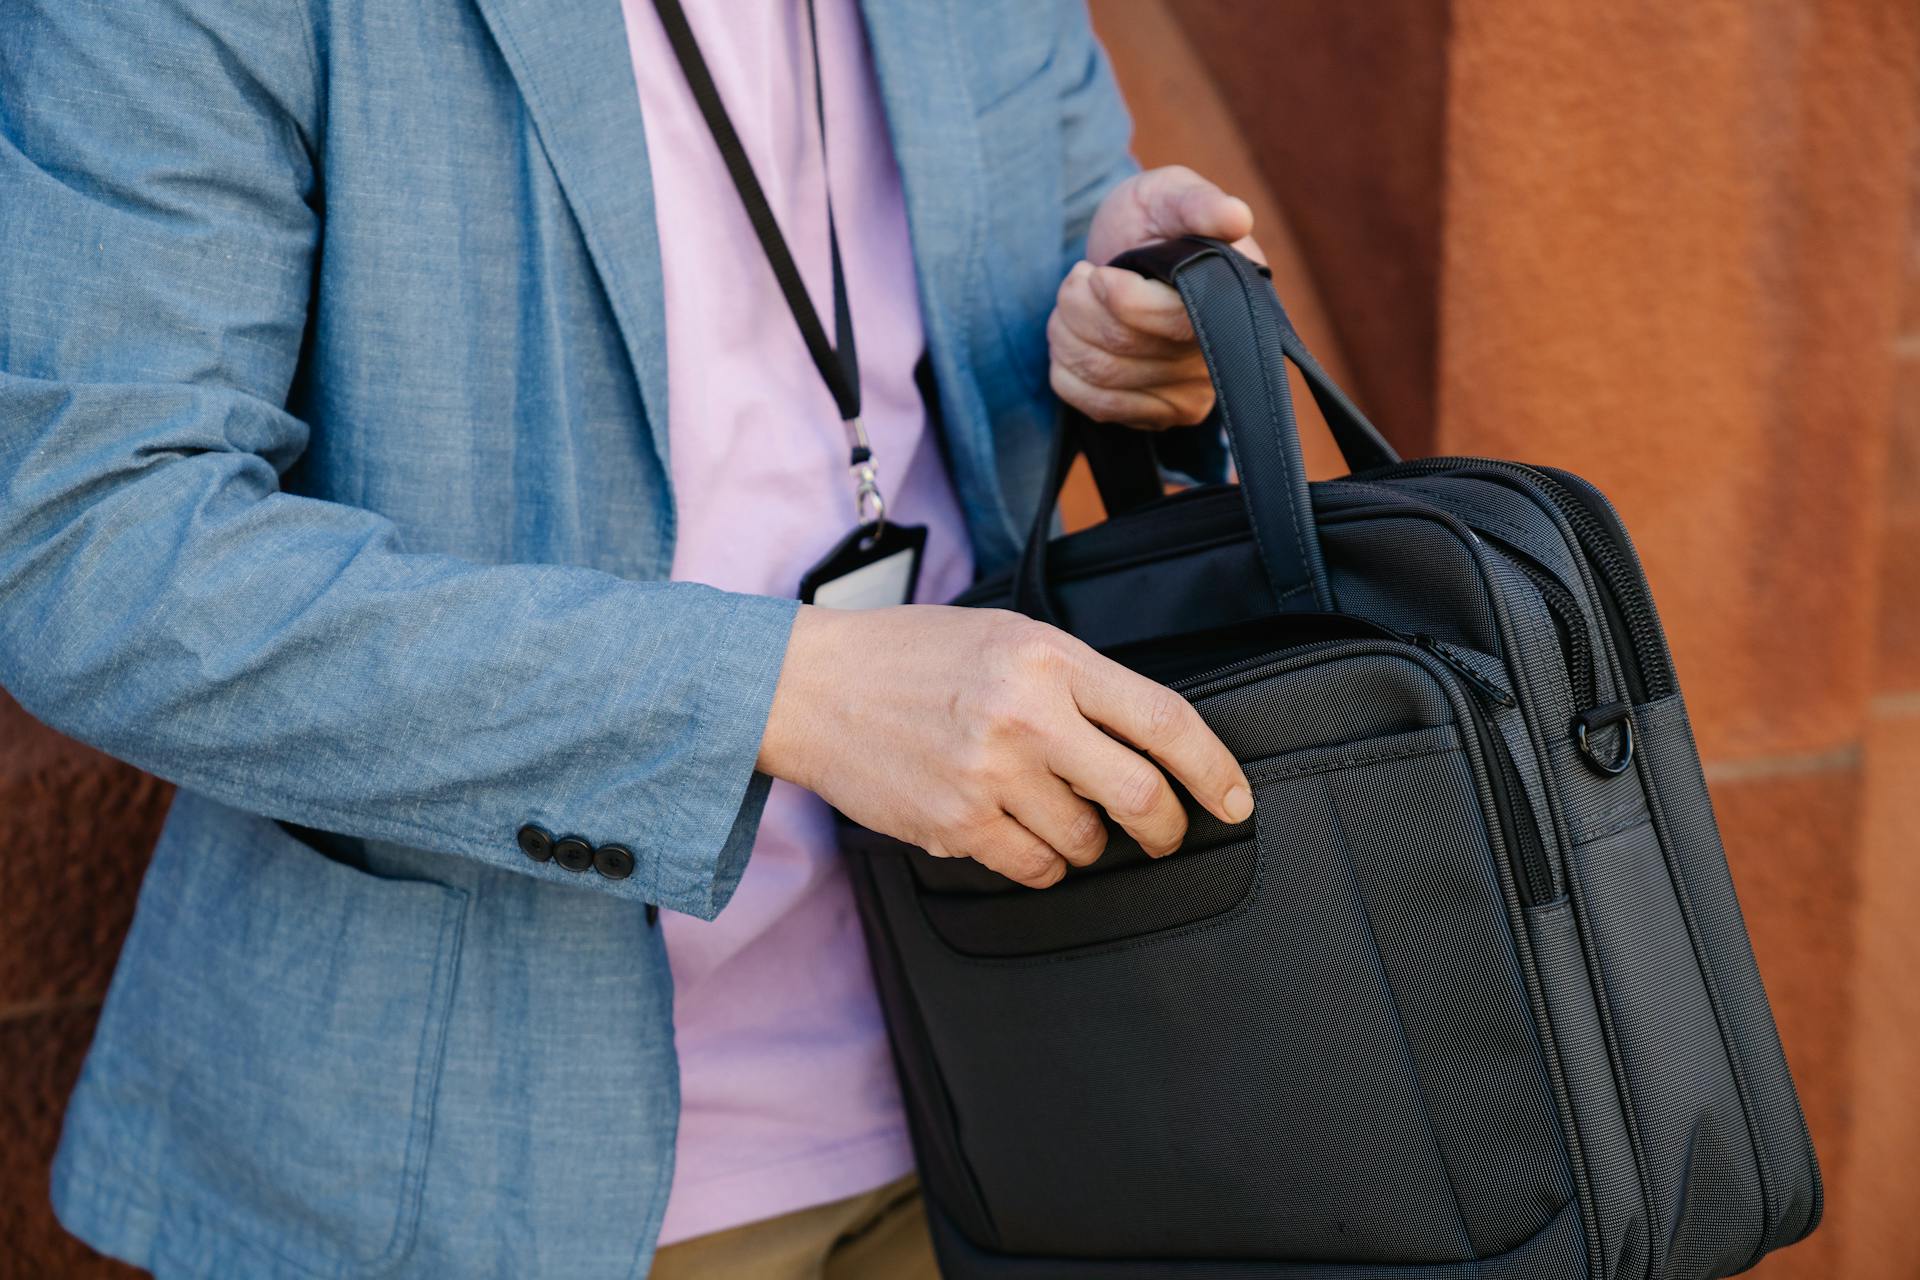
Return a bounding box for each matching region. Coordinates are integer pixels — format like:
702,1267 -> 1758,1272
1244,738 -> 1457,784
1184,263 -> 1313,607
916,840 -> 1268,970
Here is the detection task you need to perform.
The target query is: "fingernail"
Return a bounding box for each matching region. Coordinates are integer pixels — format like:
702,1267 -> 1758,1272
1223,784 -> 1254,824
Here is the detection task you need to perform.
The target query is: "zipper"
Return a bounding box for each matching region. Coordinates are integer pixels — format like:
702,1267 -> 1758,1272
1508,553 -> 1597,713
1413,632 -> 1515,707
1415,634 -> 1557,906
1364,457 -> 1674,702
1176,635 -> 1557,908
1320,483 -> 1598,727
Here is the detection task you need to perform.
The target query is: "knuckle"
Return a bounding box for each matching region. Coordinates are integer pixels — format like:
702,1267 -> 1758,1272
1017,854 -> 1068,890
939,790 -> 998,839
1100,321 -> 1151,358
1142,686 -> 1191,746
952,736 -> 1000,785
1065,807 -> 1108,859
1068,342 -> 1126,388
1008,623 -> 1074,680
1114,761 -> 1167,821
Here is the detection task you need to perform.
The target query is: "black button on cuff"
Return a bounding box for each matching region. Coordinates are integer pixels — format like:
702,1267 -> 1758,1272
552,836 -> 594,873
516,824 -> 555,863
593,843 -> 635,881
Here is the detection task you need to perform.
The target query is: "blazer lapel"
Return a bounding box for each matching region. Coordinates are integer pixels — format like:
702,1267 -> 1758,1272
470,0 -> 673,471
857,0 -> 1020,559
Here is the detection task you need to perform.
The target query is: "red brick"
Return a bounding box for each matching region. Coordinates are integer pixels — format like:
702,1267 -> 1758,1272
1885,352 -> 1920,519
1878,510 -> 1920,695
1835,712 -> 1920,1280
1436,0 -> 1920,765
0,1006 -> 141,1279
0,694 -> 170,1015
1166,0 -> 1450,456
1710,764 -> 1863,1279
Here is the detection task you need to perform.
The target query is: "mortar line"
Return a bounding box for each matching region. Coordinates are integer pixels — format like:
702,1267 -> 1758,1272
1702,741 -> 1861,784
0,993 -> 105,1027
1870,690 -> 1920,718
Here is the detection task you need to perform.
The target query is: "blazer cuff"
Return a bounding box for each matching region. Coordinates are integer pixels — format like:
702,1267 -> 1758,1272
641,590 -> 798,920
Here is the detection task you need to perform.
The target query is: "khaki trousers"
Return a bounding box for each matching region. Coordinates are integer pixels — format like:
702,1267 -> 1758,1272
647,1174 -> 939,1279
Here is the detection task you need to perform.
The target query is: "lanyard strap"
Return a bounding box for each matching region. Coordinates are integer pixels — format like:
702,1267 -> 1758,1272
652,0 -> 885,527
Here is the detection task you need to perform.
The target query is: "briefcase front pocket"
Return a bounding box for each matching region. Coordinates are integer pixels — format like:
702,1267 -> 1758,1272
852,648 -> 1575,1266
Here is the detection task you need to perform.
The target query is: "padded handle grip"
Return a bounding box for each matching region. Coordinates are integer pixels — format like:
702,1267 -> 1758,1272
1015,237 -> 1399,625
1110,239 -> 1399,476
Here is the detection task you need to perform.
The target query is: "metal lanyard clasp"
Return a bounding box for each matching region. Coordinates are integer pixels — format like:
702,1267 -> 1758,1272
844,416 -> 886,533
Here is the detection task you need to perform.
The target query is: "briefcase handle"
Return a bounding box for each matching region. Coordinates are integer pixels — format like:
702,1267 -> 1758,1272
1015,236 -> 1399,624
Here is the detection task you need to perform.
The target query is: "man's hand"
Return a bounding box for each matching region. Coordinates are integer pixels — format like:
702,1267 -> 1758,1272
1049,165 -> 1264,429
758,605 -> 1254,888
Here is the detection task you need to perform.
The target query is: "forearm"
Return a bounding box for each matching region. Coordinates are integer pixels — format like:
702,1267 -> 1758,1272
0,374 -> 795,917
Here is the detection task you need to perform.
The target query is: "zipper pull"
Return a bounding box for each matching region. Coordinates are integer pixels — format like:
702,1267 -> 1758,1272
1415,634 -> 1517,707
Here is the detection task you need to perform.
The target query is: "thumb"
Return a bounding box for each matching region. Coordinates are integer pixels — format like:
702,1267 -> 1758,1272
1135,166 -> 1254,244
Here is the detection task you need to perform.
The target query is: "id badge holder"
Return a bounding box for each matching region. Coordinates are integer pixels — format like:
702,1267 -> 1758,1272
799,521 -> 927,609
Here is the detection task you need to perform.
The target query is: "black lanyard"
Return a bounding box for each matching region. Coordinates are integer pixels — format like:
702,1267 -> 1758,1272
652,0 -> 885,528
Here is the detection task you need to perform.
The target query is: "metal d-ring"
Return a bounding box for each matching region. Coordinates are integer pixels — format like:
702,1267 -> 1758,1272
1573,702 -> 1636,776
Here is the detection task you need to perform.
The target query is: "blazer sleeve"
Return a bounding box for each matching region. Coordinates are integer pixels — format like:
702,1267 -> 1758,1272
1051,5 -> 1229,484
0,0 -> 790,920
1056,1 -> 1139,273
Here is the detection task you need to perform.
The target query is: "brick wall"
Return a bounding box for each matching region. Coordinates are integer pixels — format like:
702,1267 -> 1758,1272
1838,134 -> 1920,1278
0,692 -> 159,1277
2,2 -> 1916,1276
1105,2 -> 1920,1275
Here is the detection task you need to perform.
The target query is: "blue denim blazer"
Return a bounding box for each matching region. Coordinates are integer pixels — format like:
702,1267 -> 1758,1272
0,0 -> 1133,1274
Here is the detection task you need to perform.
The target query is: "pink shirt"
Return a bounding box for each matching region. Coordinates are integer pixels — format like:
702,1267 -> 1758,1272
620,0 -> 975,1245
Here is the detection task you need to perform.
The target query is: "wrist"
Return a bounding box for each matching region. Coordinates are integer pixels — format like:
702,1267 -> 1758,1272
756,604 -> 846,788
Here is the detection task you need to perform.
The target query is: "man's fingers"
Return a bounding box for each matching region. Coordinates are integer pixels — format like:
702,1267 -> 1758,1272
1048,308 -> 1207,392
1069,655 -> 1253,828
1049,361 -> 1214,429
1044,722 -> 1189,857
1004,776 -> 1109,868
1088,267 -> 1195,343
962,817 -> 1070,889
1133,166 -> 1256,244
1054,264 -> 1196,359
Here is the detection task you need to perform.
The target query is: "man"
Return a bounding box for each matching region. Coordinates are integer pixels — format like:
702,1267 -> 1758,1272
0,1 -> 1260,1275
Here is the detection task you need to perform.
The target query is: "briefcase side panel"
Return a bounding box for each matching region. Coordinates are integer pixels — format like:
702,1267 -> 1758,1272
1632,694 -> 1823,1255
1419,471 -> 1823,1272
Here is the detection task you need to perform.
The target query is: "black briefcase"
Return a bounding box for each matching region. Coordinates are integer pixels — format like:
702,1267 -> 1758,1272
842,238 -> 1820,1279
